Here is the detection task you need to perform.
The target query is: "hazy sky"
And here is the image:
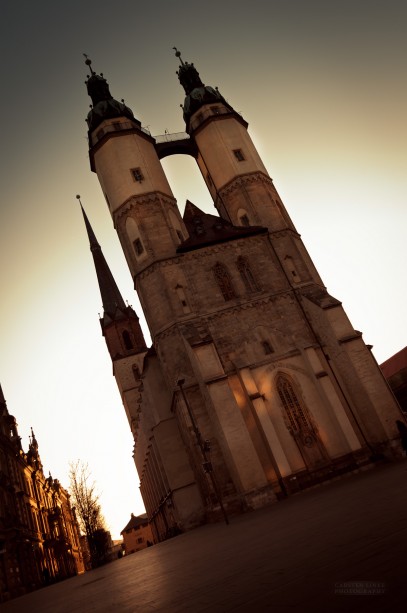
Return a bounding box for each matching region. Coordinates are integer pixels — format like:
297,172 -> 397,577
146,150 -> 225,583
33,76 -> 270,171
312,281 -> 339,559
0,1 -> 406,539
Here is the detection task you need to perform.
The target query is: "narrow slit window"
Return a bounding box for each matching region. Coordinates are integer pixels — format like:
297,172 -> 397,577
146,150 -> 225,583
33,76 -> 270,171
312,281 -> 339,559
262,340 -> 274,355
133,238 -> 144,256
122,330 -> 134,350
233,149 -> 245,162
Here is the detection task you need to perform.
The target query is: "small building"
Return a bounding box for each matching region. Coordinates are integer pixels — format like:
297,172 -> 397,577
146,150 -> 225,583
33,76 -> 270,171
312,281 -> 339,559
121,514 -> 154,554
381,347 -> 407,413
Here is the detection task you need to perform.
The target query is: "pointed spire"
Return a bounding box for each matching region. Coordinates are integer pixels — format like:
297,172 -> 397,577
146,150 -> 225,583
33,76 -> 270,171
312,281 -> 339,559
30,427 -> 38,449
0,383 -> 8,416
77,196 -> 127,317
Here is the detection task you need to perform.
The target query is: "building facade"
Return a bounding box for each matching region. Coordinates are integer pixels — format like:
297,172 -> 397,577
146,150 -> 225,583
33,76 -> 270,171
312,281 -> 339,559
0,386 -> 84,602
121,513 -> 155,554
80,53 -> 405,542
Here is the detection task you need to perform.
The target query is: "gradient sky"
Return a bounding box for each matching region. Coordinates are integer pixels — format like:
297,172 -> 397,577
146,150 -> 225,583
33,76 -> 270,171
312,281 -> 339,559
0,1 -> 406,539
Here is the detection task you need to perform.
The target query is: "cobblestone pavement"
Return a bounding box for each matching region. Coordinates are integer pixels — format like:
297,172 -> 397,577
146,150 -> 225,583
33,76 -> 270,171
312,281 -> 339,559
3,460 -> 407,612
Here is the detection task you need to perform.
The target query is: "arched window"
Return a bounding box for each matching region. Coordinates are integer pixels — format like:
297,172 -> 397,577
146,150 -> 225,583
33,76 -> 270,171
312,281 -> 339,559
237,256 -> 259,292
122,330 -> 134,350
277,375 -> 311,434
213,262 -> 236,301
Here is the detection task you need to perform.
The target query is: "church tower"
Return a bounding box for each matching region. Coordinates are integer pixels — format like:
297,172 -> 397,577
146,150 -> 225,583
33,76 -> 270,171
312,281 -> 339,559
81,54 -> 404,540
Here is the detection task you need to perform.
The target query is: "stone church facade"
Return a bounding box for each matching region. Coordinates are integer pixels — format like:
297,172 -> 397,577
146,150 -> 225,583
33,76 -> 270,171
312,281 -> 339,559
80,53 -> 405,542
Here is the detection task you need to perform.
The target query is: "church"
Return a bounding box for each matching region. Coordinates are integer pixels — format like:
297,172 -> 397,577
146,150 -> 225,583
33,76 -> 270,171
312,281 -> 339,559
80,51 -> 404,542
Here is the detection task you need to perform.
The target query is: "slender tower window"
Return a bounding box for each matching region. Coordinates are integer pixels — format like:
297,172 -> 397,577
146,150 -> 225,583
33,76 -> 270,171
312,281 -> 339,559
213,262 -> 236,301
262,340 -> 274,355
133,238 -> 144,256
237,256 -> 259,292
131,167 -> 144,182
122,330 -> 134,350
233,149 -> 245,161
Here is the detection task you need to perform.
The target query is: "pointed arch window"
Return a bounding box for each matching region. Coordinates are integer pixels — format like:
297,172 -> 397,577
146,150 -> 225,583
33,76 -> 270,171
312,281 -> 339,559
237,256 -> 259,292
122,330 -> 134,350
213,262 -> 236,301
277,375 -> 311,434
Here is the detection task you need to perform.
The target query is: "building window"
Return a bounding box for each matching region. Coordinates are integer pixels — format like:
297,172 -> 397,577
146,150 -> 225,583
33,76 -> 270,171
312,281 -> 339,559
211,106 -> 221,115
239,214 -> 250,227
133,238 -> 144,256
262,341 -> 274,355
285,255 -> 300,282
113,122 -> 121,131
237,256 -> 259,292
213,262 -> 236,301
122,330 -> 134,350
137,537 -> 144,544
233,149 -> 245,162
131,167 -> 144,182
277,375 -> 311,434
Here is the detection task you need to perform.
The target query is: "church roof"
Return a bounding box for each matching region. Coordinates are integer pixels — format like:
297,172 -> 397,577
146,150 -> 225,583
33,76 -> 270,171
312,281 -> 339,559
121,513 -> 149,534
177,201 -> 267,253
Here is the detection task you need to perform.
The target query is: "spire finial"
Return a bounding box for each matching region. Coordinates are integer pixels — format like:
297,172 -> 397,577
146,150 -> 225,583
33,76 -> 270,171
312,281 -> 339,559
173,47 -> 185,67
83,53 -> 95,76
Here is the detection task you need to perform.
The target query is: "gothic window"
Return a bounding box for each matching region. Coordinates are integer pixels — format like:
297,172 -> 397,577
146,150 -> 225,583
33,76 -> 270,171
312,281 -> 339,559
132,364 -> 140,381
213,262 -> 236,301
122,330 -> 134,350
237,256 -> 259,292
233,149 -> 245,162
277,375 -> 311,434
131,167 -> 144,182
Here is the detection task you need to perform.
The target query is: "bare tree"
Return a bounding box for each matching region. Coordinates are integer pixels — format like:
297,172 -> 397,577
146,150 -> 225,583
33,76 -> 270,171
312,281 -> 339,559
68,460 -> 107,567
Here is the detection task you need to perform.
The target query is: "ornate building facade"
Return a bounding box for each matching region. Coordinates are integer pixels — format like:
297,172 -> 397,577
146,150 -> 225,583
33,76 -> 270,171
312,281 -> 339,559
0,386 -> 84,602
80,53 -> 405,542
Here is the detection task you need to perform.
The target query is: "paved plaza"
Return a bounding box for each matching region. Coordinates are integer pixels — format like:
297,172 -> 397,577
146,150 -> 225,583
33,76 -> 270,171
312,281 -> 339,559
4,460 -> 407,612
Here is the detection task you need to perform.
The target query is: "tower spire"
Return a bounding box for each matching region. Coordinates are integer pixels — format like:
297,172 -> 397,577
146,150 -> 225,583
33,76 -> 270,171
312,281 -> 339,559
173,49 -> 233,131
84,55 -> 136,132
77,196 -> 126,317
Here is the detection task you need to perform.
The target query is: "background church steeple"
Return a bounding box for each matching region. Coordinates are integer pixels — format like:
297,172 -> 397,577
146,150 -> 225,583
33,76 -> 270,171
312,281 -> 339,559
77,196 -> 147,359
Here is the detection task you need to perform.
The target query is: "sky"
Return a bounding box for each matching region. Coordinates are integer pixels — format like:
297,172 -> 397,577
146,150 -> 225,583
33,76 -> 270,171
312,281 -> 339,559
0,1 -> 406,540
